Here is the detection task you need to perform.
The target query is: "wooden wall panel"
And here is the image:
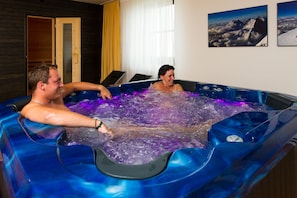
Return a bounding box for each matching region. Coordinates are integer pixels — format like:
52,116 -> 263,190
0,0 -> 103,103
246,146 -> 297,198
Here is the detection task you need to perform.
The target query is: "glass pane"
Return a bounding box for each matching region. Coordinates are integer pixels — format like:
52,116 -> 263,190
63,24 -> 72,83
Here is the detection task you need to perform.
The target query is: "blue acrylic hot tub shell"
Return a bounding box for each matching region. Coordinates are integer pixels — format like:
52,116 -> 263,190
1,80 -> 297,197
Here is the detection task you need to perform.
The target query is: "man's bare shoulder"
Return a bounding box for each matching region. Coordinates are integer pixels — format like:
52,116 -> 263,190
20,102 -> 41,117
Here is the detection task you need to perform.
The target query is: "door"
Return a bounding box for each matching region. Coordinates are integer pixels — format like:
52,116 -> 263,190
27,16 -> 55,72
27,16 -> 81,94
27,16 -> 55,94
55,18 -> 81,83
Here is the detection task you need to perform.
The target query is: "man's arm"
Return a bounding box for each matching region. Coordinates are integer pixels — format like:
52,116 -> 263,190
21,104 -> 112,136
62,82 -> 112,99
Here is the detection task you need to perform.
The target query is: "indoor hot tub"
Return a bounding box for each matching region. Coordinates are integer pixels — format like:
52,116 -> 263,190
1,80 -> 297,198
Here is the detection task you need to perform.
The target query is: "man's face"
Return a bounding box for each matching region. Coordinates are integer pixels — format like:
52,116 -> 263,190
44,69 -> 64,99
161,69 -> 175,86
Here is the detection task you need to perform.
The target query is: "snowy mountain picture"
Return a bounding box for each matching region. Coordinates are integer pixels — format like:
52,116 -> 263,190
277,1 -> 297,46
208,5 -> 267,47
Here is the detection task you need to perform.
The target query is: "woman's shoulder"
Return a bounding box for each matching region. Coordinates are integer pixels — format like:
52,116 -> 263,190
151,81 -> 162,88
174,83 -> 184,91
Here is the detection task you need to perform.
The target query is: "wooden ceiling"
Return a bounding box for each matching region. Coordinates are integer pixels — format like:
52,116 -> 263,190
72,0 -> 113,5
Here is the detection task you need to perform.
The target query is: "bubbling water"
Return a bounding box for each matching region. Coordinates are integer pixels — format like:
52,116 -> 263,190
64,89 -> 266,165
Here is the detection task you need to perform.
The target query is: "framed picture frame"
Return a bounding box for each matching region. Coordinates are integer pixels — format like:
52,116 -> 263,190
208,5 -> 268,47
277,1 -> 297,46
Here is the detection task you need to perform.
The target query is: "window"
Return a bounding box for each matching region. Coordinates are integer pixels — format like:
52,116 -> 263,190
121,0 -> 175,80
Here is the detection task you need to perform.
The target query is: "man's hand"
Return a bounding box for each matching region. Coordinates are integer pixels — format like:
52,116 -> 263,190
97,122 -> 113,137
98,85 -> 112,100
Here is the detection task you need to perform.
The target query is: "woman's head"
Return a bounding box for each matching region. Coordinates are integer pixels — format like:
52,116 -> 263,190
158,64 -> 175,79
157,64 -> 176,87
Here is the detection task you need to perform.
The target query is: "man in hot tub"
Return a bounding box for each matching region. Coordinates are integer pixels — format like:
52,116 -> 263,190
21,64 -> 113,137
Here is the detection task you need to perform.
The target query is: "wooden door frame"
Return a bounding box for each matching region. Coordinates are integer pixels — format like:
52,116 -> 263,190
55,17 -> 81,82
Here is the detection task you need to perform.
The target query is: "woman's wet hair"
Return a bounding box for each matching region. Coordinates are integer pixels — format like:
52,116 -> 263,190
28,64 -> 58,91
158,65 -> 175,79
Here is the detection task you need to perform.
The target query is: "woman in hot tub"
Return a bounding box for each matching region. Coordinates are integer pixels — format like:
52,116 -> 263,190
151,64 -> 184,93
21,64 -> 113,137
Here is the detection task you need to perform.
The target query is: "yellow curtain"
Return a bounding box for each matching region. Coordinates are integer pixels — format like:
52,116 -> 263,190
101,0 -> 121,83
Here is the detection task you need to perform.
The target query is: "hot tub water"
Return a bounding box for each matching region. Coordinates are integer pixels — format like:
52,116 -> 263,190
63,89 -> 266,165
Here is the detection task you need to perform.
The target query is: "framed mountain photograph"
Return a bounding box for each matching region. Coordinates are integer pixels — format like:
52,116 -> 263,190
208,5 -> 268,47
277,1 -> 297,46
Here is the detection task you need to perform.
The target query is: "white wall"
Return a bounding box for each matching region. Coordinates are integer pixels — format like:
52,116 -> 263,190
175,0 -> 297,96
